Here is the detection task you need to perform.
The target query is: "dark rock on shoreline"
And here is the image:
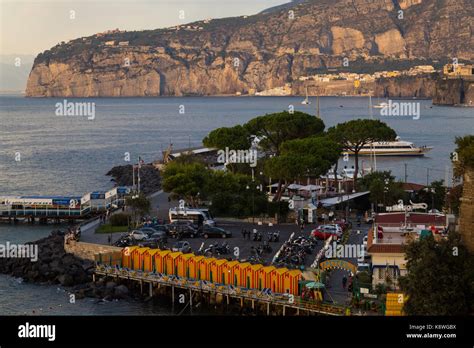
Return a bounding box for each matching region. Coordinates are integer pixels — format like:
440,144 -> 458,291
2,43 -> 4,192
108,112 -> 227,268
0,231 -> 134,301
0,230 -> 94,285
106,164 -> 161,195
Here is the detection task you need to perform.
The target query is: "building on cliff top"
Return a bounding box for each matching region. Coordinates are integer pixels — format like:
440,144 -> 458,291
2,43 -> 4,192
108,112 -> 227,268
443,63 -> 474,78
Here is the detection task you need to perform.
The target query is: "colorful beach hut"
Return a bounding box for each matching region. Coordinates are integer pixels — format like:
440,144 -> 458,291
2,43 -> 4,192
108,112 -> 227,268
164,251 -> 182,276
271,267 -> 288,293
210,259 -> 228,284
199,257 -> 216,281
283,269 -> 302,296
258,266 -> 276,290
154,250 -> 171,274
248,264 -> 263,289
188,256 -> 205,280
233,262 -> 252,288
121,246 -> 139,269
176,253 -> 194,278
132,247 -> 149,271
222,260 -> 239,285
143,249 -> 160,272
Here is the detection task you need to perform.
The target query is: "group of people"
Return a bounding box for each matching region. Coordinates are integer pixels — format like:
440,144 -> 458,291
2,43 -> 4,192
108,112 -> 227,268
99,210 -> 110,224
241,228 -> 257,240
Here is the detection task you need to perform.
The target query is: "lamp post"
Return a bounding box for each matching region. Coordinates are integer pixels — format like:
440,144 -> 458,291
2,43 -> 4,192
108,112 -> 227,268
423,187 -> 436,212
383,178 -> 390,208
246,185 -> 255,224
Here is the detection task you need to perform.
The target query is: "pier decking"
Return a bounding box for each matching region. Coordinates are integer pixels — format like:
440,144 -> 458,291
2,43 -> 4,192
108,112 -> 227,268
94,264 -> 348,316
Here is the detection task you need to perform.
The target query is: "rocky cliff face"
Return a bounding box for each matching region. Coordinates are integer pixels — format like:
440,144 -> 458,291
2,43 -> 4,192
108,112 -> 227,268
26,0 -> 474,97
433,78 -> 474,106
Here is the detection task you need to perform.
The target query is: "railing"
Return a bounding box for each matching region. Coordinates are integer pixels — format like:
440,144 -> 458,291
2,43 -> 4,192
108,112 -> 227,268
95,265 -> 346,315
0,207 -> 85,217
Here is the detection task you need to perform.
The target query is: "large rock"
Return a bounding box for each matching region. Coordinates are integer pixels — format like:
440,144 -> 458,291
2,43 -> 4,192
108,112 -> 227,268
114,285 -> 129,298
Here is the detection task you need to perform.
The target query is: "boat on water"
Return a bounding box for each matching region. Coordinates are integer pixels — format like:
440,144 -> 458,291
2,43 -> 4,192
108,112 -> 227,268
347,137 -> 433,156
373,102 -> 389,109
301,86 -> 311,105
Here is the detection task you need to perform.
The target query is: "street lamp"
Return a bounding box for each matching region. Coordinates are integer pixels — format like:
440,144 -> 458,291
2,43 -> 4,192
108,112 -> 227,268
246,185 -> 255,224
423,187 -> 436,212
383,178 -> 389,208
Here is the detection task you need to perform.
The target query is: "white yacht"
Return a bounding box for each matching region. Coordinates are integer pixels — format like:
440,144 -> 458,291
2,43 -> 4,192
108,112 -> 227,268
348,137 -> 432,156
373,102 -> 389,109
301,86 -> 311,105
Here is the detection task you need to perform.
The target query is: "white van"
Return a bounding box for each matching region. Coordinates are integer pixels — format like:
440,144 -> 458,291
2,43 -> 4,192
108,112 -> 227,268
169,208 -> 215,227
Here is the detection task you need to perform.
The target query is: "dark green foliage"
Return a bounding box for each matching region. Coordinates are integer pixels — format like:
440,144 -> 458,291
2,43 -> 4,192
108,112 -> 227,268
454,135 -> 474,177
244,111 -> 325,154
357,171 -> 407,207
327,119 -> 397,183
399,232 -> 474,315
109,213 -> 130,227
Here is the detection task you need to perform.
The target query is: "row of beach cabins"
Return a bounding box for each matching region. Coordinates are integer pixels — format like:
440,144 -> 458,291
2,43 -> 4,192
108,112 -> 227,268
96,247 -> 303,296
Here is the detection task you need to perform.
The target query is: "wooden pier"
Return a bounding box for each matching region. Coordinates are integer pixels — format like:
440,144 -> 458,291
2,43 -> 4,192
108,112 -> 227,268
94,265 -> 347,316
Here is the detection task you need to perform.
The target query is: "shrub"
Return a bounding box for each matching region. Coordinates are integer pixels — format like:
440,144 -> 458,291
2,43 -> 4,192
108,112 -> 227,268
109,213 -> 130,226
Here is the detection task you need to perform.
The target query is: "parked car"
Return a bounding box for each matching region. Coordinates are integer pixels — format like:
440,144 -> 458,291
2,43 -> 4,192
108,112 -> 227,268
166,221 -> 199,238
311,225 -> 342,240
172,241 -> 192,253
201,226 -> 232,239
139,227 -> 161,235
149,231 -> 168,243
145,224 -> 170,233
130,230 -> 149,241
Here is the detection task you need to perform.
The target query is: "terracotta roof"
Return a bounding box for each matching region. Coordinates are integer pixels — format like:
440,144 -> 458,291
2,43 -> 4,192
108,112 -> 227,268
368,244 -> 404,253
375,212 -> 446,225
367,227 -> 405,254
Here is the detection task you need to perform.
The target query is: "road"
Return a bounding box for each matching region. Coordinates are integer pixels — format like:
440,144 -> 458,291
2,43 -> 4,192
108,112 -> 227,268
81,190 -> 369,305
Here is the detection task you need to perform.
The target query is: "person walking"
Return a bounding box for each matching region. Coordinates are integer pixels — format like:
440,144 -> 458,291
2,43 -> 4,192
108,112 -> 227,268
342,275 -> 347,289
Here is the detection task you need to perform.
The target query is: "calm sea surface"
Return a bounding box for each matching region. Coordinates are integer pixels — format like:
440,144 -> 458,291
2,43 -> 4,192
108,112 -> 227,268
0,95 -> 472,314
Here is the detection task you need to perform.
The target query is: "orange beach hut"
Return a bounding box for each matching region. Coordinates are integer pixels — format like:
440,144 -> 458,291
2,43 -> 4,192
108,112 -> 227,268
164,251 -> 182,276
271,267 -> 288,293
222,260 -> 239,285
121,246 -> 139,269
199,257 -> 216,281
188,256 -> 205,280
258,266 -> 276,290
154,250 -> 171,274
132,247 -> 149,271
248,264 -> 263,289
283,269 -> 302,296
176,253 -> 194,278
233,262 -> 252,288
210,259 -> 228,284
143,249 -> 160,272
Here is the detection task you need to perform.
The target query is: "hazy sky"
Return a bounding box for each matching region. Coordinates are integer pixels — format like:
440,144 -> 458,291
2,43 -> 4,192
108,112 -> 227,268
0,0 -> 289,56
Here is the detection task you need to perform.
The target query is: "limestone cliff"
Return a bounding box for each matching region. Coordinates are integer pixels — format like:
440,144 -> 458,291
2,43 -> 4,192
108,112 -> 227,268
26,0 -> 474,97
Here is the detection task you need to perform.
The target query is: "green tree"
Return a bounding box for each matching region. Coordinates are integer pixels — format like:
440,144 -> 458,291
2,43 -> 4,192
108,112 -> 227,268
245,111 -> 325,154
413,180 -> 447,212
446,184 -> 463,215
202,125 -> 251,151
264,136 -> 341,201
399,232 -> 474,315
327,119 -> 397,184
162,161 -> 211,206
125,193 -> 151,226
357,171 -> 406,209
453,135 -> 474,177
